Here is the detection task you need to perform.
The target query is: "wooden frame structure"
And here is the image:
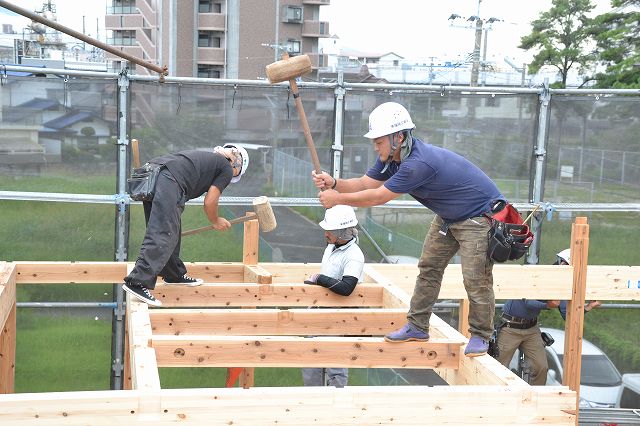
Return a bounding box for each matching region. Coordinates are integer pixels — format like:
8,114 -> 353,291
1,218 -> 639,424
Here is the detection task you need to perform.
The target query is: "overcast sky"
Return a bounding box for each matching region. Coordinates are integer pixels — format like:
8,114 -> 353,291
1,0 -> 613,65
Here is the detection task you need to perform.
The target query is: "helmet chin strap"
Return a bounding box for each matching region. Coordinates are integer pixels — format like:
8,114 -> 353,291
381,132 -> 401,173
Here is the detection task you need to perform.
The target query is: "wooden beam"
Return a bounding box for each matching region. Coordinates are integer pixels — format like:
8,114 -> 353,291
243,264 -> 272,284
150,308 -> 407,335
261,262 -> 322,283
0,386 -> 576,425
242,218 -> 259,265
125,297 -> 160,393
13,261 -> 127,283
0,302 -> 16,394
151,283 -> 384,307
153,335 -> 461,369
563,217 -> 589,397
0,263 -> 16,394
458,299 -> 470,338
0,264 -> 16,332
369,264 -> 576,299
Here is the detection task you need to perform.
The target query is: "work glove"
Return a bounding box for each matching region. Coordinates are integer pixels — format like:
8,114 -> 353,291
304,274 -> 320,284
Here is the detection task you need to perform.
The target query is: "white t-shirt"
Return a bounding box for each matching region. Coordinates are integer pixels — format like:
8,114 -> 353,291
319,238 -> 364,282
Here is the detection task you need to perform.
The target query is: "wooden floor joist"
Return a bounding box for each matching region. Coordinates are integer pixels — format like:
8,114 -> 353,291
150,308 -> 407,335
8,259 -> 627,424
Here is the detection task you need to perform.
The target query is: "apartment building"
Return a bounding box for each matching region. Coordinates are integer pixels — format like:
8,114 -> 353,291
104,0 -> 330,79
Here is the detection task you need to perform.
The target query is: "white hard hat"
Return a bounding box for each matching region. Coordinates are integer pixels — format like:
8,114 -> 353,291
319,205 -> 358,230
363,102 -> 416,139
224,144 -> 249,183
557,248 -> 571,265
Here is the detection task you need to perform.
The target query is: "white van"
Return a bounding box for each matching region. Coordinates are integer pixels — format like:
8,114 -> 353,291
509,327 -> 622,408
617,373 -> 640,409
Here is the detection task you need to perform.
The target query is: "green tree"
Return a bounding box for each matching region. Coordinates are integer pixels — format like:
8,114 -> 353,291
520,0 -> 596,88
591,0 -> 640,88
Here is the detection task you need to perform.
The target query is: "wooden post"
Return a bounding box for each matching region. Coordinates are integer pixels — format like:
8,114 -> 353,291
562,217 -> 589,424
0,304 -> 16,394
234,216 -> 260,388
458,299 -> 470,338
242,217 -> 259,265
0,264 -> 16,394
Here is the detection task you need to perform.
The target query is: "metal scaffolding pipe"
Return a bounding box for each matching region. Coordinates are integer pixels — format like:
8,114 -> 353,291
0,0 -> 167,76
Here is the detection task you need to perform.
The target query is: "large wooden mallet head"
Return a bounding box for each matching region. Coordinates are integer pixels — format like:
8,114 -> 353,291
265,54 -> 312,84
181,196 -> 277,236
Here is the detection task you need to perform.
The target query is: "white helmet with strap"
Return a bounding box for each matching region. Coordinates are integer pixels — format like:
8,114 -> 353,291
223,143 -> 249,183
556,248 -> 571,265
363,102 -> 415,139
319,205 -> 358,231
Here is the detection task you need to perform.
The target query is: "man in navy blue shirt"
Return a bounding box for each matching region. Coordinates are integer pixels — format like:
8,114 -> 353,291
312,102 -> 505,356
495,248 -> 601,383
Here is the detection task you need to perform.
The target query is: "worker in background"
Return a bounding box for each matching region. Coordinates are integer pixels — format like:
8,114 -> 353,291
302,205 -> 365,387
122,145 -> 249,306
494,248 -> 601,385
312,102 -> 505,357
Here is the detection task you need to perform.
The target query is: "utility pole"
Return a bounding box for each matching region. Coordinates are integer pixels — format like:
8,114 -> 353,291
470,18 -> 483,86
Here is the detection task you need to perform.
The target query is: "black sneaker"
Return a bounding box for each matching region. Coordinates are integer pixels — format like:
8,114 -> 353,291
122,283 -> 162,307
163,274 -> 204,287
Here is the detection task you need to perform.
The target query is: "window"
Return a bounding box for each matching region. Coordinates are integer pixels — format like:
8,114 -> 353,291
284,6 -> 303,23
198,65 -> 221,78
107,30 -> 136,46
485,96 -> 500,107
286,39 -> 301,54
199,0 -> 212,13
213,2 -> 222,13
198,31 -> 221,48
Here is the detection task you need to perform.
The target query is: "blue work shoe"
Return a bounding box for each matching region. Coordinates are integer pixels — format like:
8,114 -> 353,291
464,335 -> 489,357
384,323 -> 429,342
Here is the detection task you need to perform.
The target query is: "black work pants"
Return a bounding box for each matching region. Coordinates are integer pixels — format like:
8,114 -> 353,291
125,169 -> 187,289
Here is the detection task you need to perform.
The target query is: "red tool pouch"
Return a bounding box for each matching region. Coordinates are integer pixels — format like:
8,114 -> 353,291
487,203 -> 534,263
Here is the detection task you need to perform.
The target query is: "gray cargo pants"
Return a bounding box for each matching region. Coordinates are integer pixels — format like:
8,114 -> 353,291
408,215 -> 494,340
302,368 -> 348,387
125,169 -> 188,289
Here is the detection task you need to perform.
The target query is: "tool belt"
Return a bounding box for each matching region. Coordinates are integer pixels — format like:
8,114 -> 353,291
486,201 -> 534,263
500,313 -> 538,329
127,162 -> 164,202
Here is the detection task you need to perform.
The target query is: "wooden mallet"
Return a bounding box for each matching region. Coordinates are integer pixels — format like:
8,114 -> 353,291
181,196 -> 277,236
265,53 -> 322,174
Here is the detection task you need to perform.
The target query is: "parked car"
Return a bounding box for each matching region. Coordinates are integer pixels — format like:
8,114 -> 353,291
617,373 -> 640,409
509,327 -> 622,408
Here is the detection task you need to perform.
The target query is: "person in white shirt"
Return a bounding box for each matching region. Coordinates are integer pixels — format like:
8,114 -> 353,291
302,205 -> 365,387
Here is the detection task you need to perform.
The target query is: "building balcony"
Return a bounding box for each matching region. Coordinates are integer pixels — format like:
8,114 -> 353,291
197,47 -> 225,65
301,21 -> 329,38
105,14 -> 144,29
106,4 -> 137,14
302,0 -> 330,5
198,13 -> 225,30
306,53 -> 329,69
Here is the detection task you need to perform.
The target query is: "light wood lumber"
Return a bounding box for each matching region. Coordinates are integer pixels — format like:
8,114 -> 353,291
149,308 -> 407,335
13,261 -> 127,283
242,217 -> 259,265
0,386 -> 575,425
458,298 -> 470,338
153,335 -> 461,369
151,283 -> 384,307
243,264 -> 272,284
0,302 -> 16,394
125,297 -> 160,391
0,264 -> 16,330
563,218 -> 589,399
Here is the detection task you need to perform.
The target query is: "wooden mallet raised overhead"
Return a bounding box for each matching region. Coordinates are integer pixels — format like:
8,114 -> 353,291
181,196 -> 277,236
265,54 -> 322,174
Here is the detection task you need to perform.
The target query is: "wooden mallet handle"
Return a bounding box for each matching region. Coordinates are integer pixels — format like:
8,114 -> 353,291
131,138 -> 141,168
181,213 -> 256,237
